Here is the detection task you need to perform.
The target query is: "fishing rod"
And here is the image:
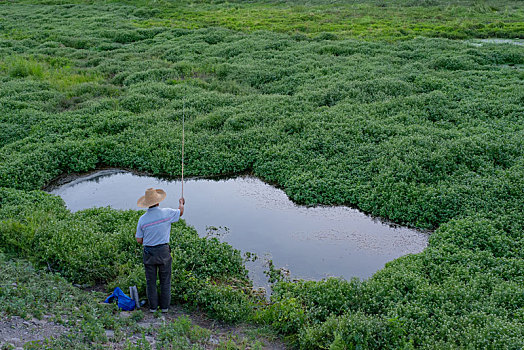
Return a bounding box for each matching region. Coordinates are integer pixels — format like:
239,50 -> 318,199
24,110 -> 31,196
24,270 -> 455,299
182,101 -> 185,199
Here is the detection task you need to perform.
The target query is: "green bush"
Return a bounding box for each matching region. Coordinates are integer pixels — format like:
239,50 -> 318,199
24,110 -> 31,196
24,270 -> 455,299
299,312 -> 410,350
256,297 -> 306,336
196,283 -> 254,323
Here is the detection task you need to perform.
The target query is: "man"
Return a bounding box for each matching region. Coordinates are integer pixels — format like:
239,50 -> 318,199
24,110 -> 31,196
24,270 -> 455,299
136,187 -> 185,313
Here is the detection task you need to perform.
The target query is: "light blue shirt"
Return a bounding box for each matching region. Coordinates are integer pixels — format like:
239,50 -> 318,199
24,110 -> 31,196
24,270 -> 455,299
136,207 -> 181,246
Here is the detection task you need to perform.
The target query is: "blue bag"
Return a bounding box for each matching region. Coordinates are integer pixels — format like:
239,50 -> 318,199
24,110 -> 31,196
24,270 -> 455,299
104,287 -> 136,311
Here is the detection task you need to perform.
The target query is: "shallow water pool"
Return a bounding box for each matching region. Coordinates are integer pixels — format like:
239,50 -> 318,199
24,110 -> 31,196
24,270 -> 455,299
49,169 -> 428,288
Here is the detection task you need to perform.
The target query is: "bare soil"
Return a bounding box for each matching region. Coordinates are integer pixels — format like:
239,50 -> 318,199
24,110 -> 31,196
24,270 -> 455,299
0,305 -> 286,349
0,315 -> 68,349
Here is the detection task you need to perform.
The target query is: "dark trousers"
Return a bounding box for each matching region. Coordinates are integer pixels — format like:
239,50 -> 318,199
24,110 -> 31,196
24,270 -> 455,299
143,244 -> 172,310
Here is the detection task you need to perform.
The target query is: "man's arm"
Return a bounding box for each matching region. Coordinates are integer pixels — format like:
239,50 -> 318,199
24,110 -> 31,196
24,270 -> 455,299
136,220 -> 144,245
179,197 -> 185,216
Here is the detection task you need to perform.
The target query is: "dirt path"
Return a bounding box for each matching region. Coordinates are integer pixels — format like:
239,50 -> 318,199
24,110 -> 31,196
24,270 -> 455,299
0,305 -> 286,349
0,315 -> 68,349
116,305 -> 287,349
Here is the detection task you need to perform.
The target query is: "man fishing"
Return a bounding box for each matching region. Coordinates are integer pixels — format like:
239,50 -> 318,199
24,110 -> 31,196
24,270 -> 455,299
136,188 -> 185,312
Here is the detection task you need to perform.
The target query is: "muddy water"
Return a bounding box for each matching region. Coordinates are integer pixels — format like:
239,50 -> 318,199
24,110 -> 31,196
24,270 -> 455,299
49,169 -> 428,287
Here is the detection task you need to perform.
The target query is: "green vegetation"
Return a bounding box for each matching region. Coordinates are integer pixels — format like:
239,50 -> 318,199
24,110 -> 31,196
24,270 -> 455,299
8,0 -> 524,40
0,55 -> 103,91
0,0 -> 523,348
135,0 -> 524,41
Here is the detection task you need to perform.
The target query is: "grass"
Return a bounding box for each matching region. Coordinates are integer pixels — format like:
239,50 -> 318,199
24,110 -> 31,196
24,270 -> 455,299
133,0 -> 524,40
0,55 -> 103,91
4,0 -> 524,40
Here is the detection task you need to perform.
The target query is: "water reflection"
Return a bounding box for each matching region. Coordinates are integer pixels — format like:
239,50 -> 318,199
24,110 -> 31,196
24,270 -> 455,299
49,169 -> 428,287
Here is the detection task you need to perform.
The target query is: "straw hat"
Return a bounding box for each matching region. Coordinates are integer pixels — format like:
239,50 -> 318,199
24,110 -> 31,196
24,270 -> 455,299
137,188 -> 167,208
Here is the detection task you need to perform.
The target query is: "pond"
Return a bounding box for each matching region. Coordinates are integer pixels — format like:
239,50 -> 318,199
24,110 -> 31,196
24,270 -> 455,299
48,169 -> 428,288
468,38 -> 524,47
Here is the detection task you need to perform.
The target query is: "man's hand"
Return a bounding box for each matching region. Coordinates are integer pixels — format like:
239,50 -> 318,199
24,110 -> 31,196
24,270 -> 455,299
136,237 -> 143,245
179,197 -> 185,216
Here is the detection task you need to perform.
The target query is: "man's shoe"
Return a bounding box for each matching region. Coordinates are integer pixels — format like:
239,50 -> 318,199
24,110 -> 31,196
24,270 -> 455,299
161,308 -> 169,313
149,309 -> 156,313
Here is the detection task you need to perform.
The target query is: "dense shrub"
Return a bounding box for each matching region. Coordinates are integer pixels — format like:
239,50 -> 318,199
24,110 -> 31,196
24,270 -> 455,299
299,312 -> 410,350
